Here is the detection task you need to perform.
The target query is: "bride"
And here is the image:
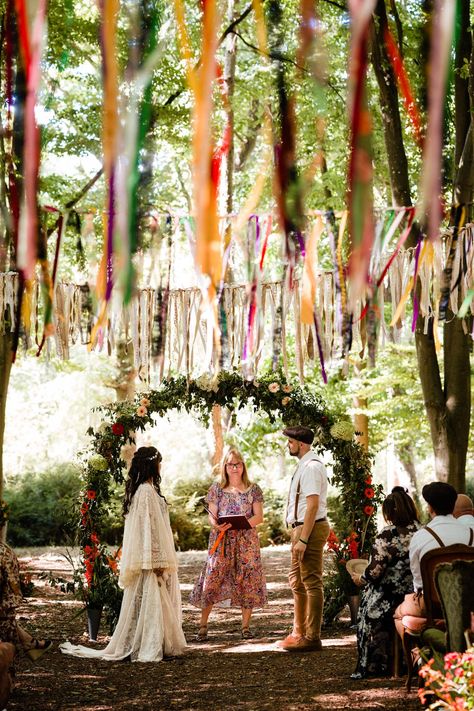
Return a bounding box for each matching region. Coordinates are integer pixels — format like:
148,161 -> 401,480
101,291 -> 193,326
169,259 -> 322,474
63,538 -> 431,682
61,446 -> 186,662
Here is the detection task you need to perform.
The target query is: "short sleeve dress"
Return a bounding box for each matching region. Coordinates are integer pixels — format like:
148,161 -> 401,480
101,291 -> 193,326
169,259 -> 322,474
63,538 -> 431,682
190,482 -> 268,610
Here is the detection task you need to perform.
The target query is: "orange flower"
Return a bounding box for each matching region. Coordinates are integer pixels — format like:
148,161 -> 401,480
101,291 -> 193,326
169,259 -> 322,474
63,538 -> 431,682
86,490 -> 96,500
365,476 -> 372,485
364,505 -> 374,516
90,532 -> 99,545
364,487 -> 375,499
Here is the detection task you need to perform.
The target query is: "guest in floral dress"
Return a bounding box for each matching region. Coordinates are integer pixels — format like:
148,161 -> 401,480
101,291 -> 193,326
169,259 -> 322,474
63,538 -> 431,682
190,447 -> 267,640
349,487 -> 421,679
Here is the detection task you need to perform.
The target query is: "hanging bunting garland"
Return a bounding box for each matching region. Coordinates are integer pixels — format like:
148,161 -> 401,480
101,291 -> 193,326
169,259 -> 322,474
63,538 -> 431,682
439,205 -> 465,320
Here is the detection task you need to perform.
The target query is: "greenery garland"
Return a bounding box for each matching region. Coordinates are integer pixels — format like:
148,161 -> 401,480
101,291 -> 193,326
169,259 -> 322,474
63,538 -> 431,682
77,370 -> 383,625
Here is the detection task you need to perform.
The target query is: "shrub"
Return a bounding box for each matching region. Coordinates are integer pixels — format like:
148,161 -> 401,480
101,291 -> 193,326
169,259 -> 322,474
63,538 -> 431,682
168,476 -> 214,551
5,463 -> 83,546
258,489 -> 289,547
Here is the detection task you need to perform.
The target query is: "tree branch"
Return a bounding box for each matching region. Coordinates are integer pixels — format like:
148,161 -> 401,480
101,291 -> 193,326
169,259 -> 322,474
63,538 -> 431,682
65,167 -> 104,210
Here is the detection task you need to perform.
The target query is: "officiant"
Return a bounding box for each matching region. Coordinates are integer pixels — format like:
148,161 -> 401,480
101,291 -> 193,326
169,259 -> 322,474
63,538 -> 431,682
190,447 -> 267,641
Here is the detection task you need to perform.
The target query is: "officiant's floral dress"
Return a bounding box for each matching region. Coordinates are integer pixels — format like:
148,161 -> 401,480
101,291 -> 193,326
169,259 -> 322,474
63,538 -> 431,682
190,482 -> 267,609
354,521 -> 420,676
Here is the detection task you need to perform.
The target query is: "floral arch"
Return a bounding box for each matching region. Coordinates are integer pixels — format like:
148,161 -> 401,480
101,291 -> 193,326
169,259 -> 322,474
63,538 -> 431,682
78,370 -> 381,622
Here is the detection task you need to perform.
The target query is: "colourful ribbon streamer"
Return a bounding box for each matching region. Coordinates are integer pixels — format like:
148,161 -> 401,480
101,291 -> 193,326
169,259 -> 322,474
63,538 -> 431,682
417,0 -> 456,241
301,216 -> 324,324
383,27 -> 423,150
347,0 -> 377,303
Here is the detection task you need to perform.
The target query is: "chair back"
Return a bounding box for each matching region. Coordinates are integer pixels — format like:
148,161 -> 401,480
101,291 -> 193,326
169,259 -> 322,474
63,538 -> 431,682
420,544 -> 474,625
435,560 -> 474,652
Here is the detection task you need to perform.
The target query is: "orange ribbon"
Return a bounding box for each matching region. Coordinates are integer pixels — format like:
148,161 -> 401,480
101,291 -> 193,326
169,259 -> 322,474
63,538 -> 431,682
209,530 -> 226,557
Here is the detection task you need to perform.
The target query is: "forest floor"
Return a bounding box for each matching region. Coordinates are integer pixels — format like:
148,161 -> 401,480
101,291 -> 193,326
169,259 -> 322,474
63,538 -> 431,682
8,546 -> 422,711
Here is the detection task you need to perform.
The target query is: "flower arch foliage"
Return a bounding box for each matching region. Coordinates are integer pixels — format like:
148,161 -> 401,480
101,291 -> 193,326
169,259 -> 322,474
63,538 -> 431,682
78,370 -> 383,621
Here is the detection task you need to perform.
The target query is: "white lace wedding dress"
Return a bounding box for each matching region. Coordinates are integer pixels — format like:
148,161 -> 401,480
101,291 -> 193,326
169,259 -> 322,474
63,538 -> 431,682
60,483 -> 186,662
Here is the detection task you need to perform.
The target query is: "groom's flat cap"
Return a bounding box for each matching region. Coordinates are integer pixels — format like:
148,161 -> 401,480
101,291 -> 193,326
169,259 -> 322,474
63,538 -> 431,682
282,426 -> 314,445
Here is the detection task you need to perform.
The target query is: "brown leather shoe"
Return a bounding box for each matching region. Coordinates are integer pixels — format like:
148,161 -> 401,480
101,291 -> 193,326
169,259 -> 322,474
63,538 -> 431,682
278,633 -> 303,649
283,636 -> 323,652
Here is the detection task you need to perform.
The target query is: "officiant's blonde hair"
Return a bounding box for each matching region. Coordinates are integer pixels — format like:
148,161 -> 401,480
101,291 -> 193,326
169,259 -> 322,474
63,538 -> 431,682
219,447 -> 250,488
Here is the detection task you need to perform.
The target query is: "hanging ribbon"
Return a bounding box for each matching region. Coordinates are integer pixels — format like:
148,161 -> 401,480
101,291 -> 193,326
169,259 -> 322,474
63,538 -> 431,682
267,0 -> 306,286
417,0 -> 456,241
439,205 -> 465,320
100,0 -> 119,303
13,0 -> 47,361
376,207 -> 416,287
301,216 -> 323,324
384,27 -> 423,150
346,0 -> 377,304
192,0 -> 221,299
119,16 -> 171,303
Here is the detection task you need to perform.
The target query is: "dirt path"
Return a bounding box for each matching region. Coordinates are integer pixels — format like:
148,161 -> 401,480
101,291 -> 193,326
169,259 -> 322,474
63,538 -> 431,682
10,547 -> 420,710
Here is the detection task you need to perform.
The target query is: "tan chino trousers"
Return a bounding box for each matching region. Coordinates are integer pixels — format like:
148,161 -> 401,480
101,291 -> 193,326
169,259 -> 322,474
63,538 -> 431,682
289,519 -> 330,641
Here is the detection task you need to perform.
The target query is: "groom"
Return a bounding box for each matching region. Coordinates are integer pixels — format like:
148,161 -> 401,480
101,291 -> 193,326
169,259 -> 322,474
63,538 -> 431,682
279,425 -> 330,652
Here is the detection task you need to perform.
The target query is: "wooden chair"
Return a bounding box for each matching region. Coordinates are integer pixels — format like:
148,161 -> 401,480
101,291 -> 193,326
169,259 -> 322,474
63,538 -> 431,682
400,544 -> 474,692
434,560 -> 474,652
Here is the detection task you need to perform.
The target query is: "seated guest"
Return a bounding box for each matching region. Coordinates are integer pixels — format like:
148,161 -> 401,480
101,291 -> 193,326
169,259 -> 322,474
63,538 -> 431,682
394,482 -> 473,637
453,494 -> 474,527
0,541 -> 52,662
349,487 -> 420,679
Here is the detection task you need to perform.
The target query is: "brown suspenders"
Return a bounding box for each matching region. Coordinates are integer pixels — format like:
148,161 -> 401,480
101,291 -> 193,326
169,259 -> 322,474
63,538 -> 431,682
425,526 -> 474,546
425,526 -> 445,546
294,478 -> 301,523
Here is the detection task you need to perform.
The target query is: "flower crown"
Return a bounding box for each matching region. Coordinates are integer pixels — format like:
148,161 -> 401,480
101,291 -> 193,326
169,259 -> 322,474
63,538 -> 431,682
134,451 -> 160,462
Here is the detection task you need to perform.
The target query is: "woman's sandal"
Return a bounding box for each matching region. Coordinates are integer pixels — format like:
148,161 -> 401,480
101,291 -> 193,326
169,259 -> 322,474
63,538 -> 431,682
24,639 -> 53,662
241,628 -> 254,640
195,626 -> 208,642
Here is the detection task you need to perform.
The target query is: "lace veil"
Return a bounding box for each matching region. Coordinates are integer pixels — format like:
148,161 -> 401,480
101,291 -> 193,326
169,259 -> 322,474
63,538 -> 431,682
119,483 -> 178,588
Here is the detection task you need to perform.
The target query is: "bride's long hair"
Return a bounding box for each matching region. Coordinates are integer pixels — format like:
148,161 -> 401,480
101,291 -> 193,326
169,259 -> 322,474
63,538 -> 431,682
123,446 -> 164,515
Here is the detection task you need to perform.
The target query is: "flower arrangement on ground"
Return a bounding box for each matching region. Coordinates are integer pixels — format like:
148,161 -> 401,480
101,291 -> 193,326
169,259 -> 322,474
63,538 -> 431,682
419,648 -> 474,709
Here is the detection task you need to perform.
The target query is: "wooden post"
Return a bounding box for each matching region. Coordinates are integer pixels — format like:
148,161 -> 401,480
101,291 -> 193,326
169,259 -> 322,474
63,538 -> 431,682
353,396 -> 369,451
211,404 -> 224,473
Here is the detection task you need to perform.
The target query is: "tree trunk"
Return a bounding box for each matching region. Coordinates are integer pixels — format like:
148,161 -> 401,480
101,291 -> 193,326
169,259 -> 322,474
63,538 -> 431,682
372,0 -> 472,491
443,315 -> 471,490
453,14 -> 474,213
221,0 -> 237,225
370,0 -> 412,207
454,0 -> 472,169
